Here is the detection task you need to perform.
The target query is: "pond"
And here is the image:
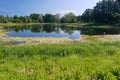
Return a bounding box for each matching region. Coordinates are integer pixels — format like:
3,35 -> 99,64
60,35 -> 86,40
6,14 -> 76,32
3,24 -> 120,39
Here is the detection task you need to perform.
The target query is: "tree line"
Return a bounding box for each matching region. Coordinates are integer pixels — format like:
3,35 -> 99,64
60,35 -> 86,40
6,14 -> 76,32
0,0 -> 120,24
82,0 -> 120,24
0,13 -> 79,23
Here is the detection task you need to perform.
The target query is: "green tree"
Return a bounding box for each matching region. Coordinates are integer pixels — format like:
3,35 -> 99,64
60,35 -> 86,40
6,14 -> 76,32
38,14 -> 43,23
92,0 -> 117,24
43,14 -> 55,23
30,13 -> 41,23
60,17 -> 66,23
23,16 -> 32,23
54,14 -> 60,23
13,15 -> 19,20
0,15 -> 9,23
61,12 -> 77,23
13,15 -> 21,23
81,9 -> 93,23
76,15 -> 81,22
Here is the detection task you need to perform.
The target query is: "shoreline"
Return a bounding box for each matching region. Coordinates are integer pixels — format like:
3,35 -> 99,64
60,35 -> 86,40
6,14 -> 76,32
0,23 -> 116,28
0,35 -> 120,45
0,23 -> 120,45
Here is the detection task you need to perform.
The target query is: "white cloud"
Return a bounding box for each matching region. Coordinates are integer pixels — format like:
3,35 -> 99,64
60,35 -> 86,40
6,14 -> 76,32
54,9 -> 81,16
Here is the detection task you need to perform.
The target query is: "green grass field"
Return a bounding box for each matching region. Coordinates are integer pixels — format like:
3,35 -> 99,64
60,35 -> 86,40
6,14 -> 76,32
0,23 -> 114,28
0,41 -> 120,80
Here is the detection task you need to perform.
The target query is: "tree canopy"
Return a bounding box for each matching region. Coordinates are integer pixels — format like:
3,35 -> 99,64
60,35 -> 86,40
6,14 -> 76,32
82,0 -> 120,24
61,12 -> 77,23
0,0 -> 120,24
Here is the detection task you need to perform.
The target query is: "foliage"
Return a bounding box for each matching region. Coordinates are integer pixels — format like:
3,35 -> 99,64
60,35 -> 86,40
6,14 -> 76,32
82,0 -> 120,24
0,0 -> 120,25
81,9 -> 93,23
43,14 -> 55,23
60,12 -> 77,23
0,42 -> 120,79
30,13 -> 43,23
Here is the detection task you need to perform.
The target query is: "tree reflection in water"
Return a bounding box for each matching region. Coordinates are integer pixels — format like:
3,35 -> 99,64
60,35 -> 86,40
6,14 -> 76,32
4,24 -> 120,39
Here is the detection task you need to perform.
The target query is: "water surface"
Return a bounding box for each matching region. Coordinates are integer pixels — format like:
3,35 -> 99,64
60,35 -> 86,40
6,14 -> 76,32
4,24 -> 120,39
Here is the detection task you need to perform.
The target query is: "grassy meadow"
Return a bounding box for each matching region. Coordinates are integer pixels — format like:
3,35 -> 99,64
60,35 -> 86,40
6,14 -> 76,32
0,23 -> 120,80
0,0 -> 120,79
0,23 -> 114,28
0,41 -> 120,80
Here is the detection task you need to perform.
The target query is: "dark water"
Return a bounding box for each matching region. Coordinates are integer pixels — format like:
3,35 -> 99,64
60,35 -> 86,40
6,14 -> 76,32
4,24 -> 120,39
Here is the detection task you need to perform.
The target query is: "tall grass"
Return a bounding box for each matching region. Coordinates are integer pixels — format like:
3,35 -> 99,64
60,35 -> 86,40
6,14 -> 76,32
0,41 -> 120,80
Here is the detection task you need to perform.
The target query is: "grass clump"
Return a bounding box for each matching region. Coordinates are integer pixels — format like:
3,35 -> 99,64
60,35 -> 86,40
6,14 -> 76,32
0,41 -> 120,80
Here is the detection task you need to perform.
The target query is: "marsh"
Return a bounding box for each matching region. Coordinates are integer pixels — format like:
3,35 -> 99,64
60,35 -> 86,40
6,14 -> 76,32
2,24 -> 120,40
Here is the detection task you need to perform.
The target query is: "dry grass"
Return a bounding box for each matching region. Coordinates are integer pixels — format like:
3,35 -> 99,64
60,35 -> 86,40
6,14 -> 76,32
0,28 -> 7,36
0,37 -> 75,45
81,35 -> 120,42
0,29 -> 120,45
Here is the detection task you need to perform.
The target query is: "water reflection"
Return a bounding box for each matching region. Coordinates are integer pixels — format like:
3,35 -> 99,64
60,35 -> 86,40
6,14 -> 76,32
80,28 -> 120,35
5,24 -> 80,39
4,24 -> 120,39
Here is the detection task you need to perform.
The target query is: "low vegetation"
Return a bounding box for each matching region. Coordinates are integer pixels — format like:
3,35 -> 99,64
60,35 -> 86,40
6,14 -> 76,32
81,35 -> 120,42
0,41 -> 120,80
0,0 -> 120,26
0,23 -> 34,27
0,23 -> 115,29
0,0 -> 119,79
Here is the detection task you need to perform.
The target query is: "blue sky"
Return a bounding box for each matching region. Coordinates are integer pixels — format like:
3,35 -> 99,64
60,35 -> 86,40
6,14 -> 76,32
0,0 -> 99,16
